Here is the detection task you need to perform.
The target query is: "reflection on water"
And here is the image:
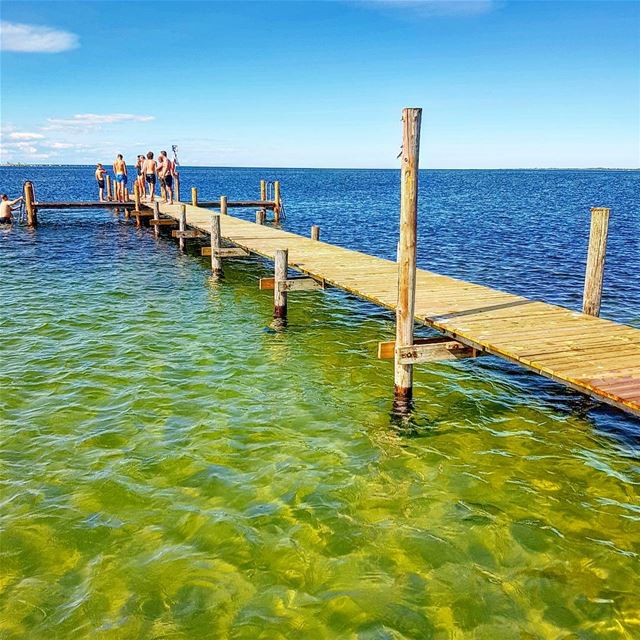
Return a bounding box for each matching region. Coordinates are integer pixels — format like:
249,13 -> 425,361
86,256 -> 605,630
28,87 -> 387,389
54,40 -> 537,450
0,167 -> 639,638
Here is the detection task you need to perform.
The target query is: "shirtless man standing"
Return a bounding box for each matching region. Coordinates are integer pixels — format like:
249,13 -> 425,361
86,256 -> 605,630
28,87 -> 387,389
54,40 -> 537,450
142,151 -> 157,202
95,163 -> 107,201
135,155 -> 145,199
113,154 -> 128,202
158,150 -> 174,204
0,194 -> 23,224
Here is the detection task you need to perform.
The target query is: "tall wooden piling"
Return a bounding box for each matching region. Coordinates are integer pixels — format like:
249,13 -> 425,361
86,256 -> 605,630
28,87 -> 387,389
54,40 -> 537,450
191,187 -> 198,207
256,210 -> 266,225
23,181 -> 37,227
210,214 -> 223,277
106,175 -> 113,201
153,201 -> 160,237
394,108 -> 422,411
259,180 -> 267,221
311,225 -> 320,241
178,204 -> 187,252
175,174 -> 180,202
134,182 -> 141,213
583,207 -> 610,317
220,196 -> 228,215
274,181 -> 282,223
274,249 -> 288,322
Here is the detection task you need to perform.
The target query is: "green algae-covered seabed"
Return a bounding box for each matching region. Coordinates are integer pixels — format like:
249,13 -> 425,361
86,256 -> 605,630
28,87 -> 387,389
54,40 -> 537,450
1,211 -> 639,639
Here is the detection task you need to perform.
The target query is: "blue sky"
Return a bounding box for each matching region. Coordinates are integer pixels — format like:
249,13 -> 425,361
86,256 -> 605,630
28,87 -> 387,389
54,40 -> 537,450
1,0 -> 638,168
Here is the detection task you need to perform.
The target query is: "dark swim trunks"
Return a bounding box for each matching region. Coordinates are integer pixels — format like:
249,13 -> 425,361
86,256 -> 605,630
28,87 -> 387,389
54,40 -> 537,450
146,174 -> 156,185
97,179 -> 105,188
162,174 -> 173,188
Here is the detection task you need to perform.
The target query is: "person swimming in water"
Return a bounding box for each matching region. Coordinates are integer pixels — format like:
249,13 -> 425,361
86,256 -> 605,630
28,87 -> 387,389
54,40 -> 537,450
113,154 -> 127,202
142,151 -> 157,202
95,163 -> 107,202
0,194 -> 23,224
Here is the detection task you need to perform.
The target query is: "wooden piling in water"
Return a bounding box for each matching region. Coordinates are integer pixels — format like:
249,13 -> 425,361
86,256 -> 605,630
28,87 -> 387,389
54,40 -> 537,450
191,187 -> 198,207
134,182 -> 141,213
220,196 -> 228,215
274,249 -> 288,322
394,107 -> 422,412
260,179 -> 266,202
106,175 -> 113,201
24,181 -> 37,227
210,214 -> 223,277
274,181 -> 282,223
175,174 -> 180,202
178,204 -> 187,252
153,201 -> 160,236
256,210 -> 266,225
583,207 -> 610,317
311,225 -> 320,241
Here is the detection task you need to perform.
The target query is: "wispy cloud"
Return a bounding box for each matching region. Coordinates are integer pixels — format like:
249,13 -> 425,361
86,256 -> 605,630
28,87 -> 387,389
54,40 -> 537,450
366,0 -> 497,17
45,113 -> 155,129
8,132 -> 45,140
0,21 -> 79,53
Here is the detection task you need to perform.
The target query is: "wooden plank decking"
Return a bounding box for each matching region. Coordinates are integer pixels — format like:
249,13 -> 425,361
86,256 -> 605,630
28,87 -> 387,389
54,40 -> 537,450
147,200 -> 640,417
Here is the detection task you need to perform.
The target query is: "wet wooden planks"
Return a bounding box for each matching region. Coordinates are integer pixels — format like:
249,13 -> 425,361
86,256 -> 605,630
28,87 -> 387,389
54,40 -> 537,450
148,200 -> 640,417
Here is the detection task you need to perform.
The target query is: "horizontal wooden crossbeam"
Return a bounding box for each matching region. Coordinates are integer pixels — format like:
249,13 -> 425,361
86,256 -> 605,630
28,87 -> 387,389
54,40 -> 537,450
171,229 -> 205,239
259,276 -> 324,291
201,247 -> 251,258
149,219 -> 178,226
378,336 -> 483,363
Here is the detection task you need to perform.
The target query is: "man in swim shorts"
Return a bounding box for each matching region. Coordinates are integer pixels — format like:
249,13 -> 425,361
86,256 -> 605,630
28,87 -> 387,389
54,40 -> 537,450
142,151 -> 157,202
95,163 -> 107,201
158,150 -> 174,204
0,194 -> 23,224
113,154 -> 128,202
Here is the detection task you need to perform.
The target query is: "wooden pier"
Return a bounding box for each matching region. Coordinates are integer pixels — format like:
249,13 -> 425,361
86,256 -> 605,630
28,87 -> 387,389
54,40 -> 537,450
19,110 -> 639,419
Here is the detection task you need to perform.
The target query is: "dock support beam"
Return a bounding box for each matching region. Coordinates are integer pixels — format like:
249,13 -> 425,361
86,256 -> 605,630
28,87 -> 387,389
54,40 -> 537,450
152,202 -> 160,236
220,196 -> 228,215
274,181 -> 282,223
106,175 -> 113,202
134,182 -> 141,214
311,225 -> 320,241
583,207 -> 610,317
394,107 -> 422,413
24,181 -> 37,227
178,205 -> 187,252
210,214 -> 223,277
273,249 -> 288,324
256,210 -> 266,225
191,187 -> 198,207
175,174 -> 180,202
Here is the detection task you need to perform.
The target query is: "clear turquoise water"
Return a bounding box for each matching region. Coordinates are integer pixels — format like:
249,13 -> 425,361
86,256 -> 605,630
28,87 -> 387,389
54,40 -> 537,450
0,167 -> 639,638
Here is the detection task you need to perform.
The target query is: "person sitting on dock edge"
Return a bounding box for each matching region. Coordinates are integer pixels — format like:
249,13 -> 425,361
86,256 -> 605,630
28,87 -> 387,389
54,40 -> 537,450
113,154 -> 128,202
159,150 -> 174,205
0,194 -> 23,224
95,163 -> 107,202
142,151 -> 157,202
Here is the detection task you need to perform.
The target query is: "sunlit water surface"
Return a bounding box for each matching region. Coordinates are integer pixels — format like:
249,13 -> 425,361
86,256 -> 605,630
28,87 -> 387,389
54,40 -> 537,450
1,167 -> 639,639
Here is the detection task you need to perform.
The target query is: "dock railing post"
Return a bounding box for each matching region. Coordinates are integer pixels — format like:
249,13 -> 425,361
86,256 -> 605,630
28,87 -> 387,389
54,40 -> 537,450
106,175 -> 113,202
256,210 -> 266,225
24,181 -> 37,227
210,214 -> 223,277
178,204 -> 187,252
134,182 -> 141,213
274,249 -> 288,324
394,107 -> 422,413
153,201 -> 160,236
259,179 -> 267,220
311,225 -> 320,241
274,181 -> 282,223
191,187 -> 198,207
583,207 -> 610,317
175,173 -> 180,202
220,195 -> 228,215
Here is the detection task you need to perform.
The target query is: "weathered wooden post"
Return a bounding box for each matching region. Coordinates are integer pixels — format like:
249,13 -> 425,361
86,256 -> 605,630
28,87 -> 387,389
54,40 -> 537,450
175,174 -> 180,202
210,214 -> 223,277
274,181 -> 282,223
260,179 -> 266,202
106,175 -> 113,201
124,187 -> 131,219
178,204 -> 187,252
220,195 -> 228,215
394,107 -> 422,413
311,225 -> 320,241
583,207 -> 610,317
273,249 -> 288,324
134,182 -> 141,213
256,210 -> 266,225
152,201 -> 160,237
191,187 -> 198,207
23,181 -> 37,227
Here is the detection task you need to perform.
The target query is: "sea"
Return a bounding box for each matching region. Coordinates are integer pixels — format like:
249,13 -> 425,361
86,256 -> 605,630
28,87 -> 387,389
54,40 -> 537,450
1,166 -> 639,639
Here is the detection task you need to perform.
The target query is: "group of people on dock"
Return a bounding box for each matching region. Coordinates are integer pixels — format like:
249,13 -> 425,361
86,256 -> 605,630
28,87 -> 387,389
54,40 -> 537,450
95,151 -> 178,204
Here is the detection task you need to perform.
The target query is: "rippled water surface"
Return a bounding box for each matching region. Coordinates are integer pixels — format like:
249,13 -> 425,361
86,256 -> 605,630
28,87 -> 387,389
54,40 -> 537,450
1,167 -> 639,639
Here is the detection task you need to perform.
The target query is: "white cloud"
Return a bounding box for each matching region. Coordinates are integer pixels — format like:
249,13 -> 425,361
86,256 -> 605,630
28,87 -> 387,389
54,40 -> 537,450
8,132 -> 44,140
0,21 -> 79,53
45,113 -> 155,129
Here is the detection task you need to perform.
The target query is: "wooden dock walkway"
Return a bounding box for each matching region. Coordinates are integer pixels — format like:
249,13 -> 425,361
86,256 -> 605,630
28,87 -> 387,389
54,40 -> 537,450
145,199 -> 640,418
